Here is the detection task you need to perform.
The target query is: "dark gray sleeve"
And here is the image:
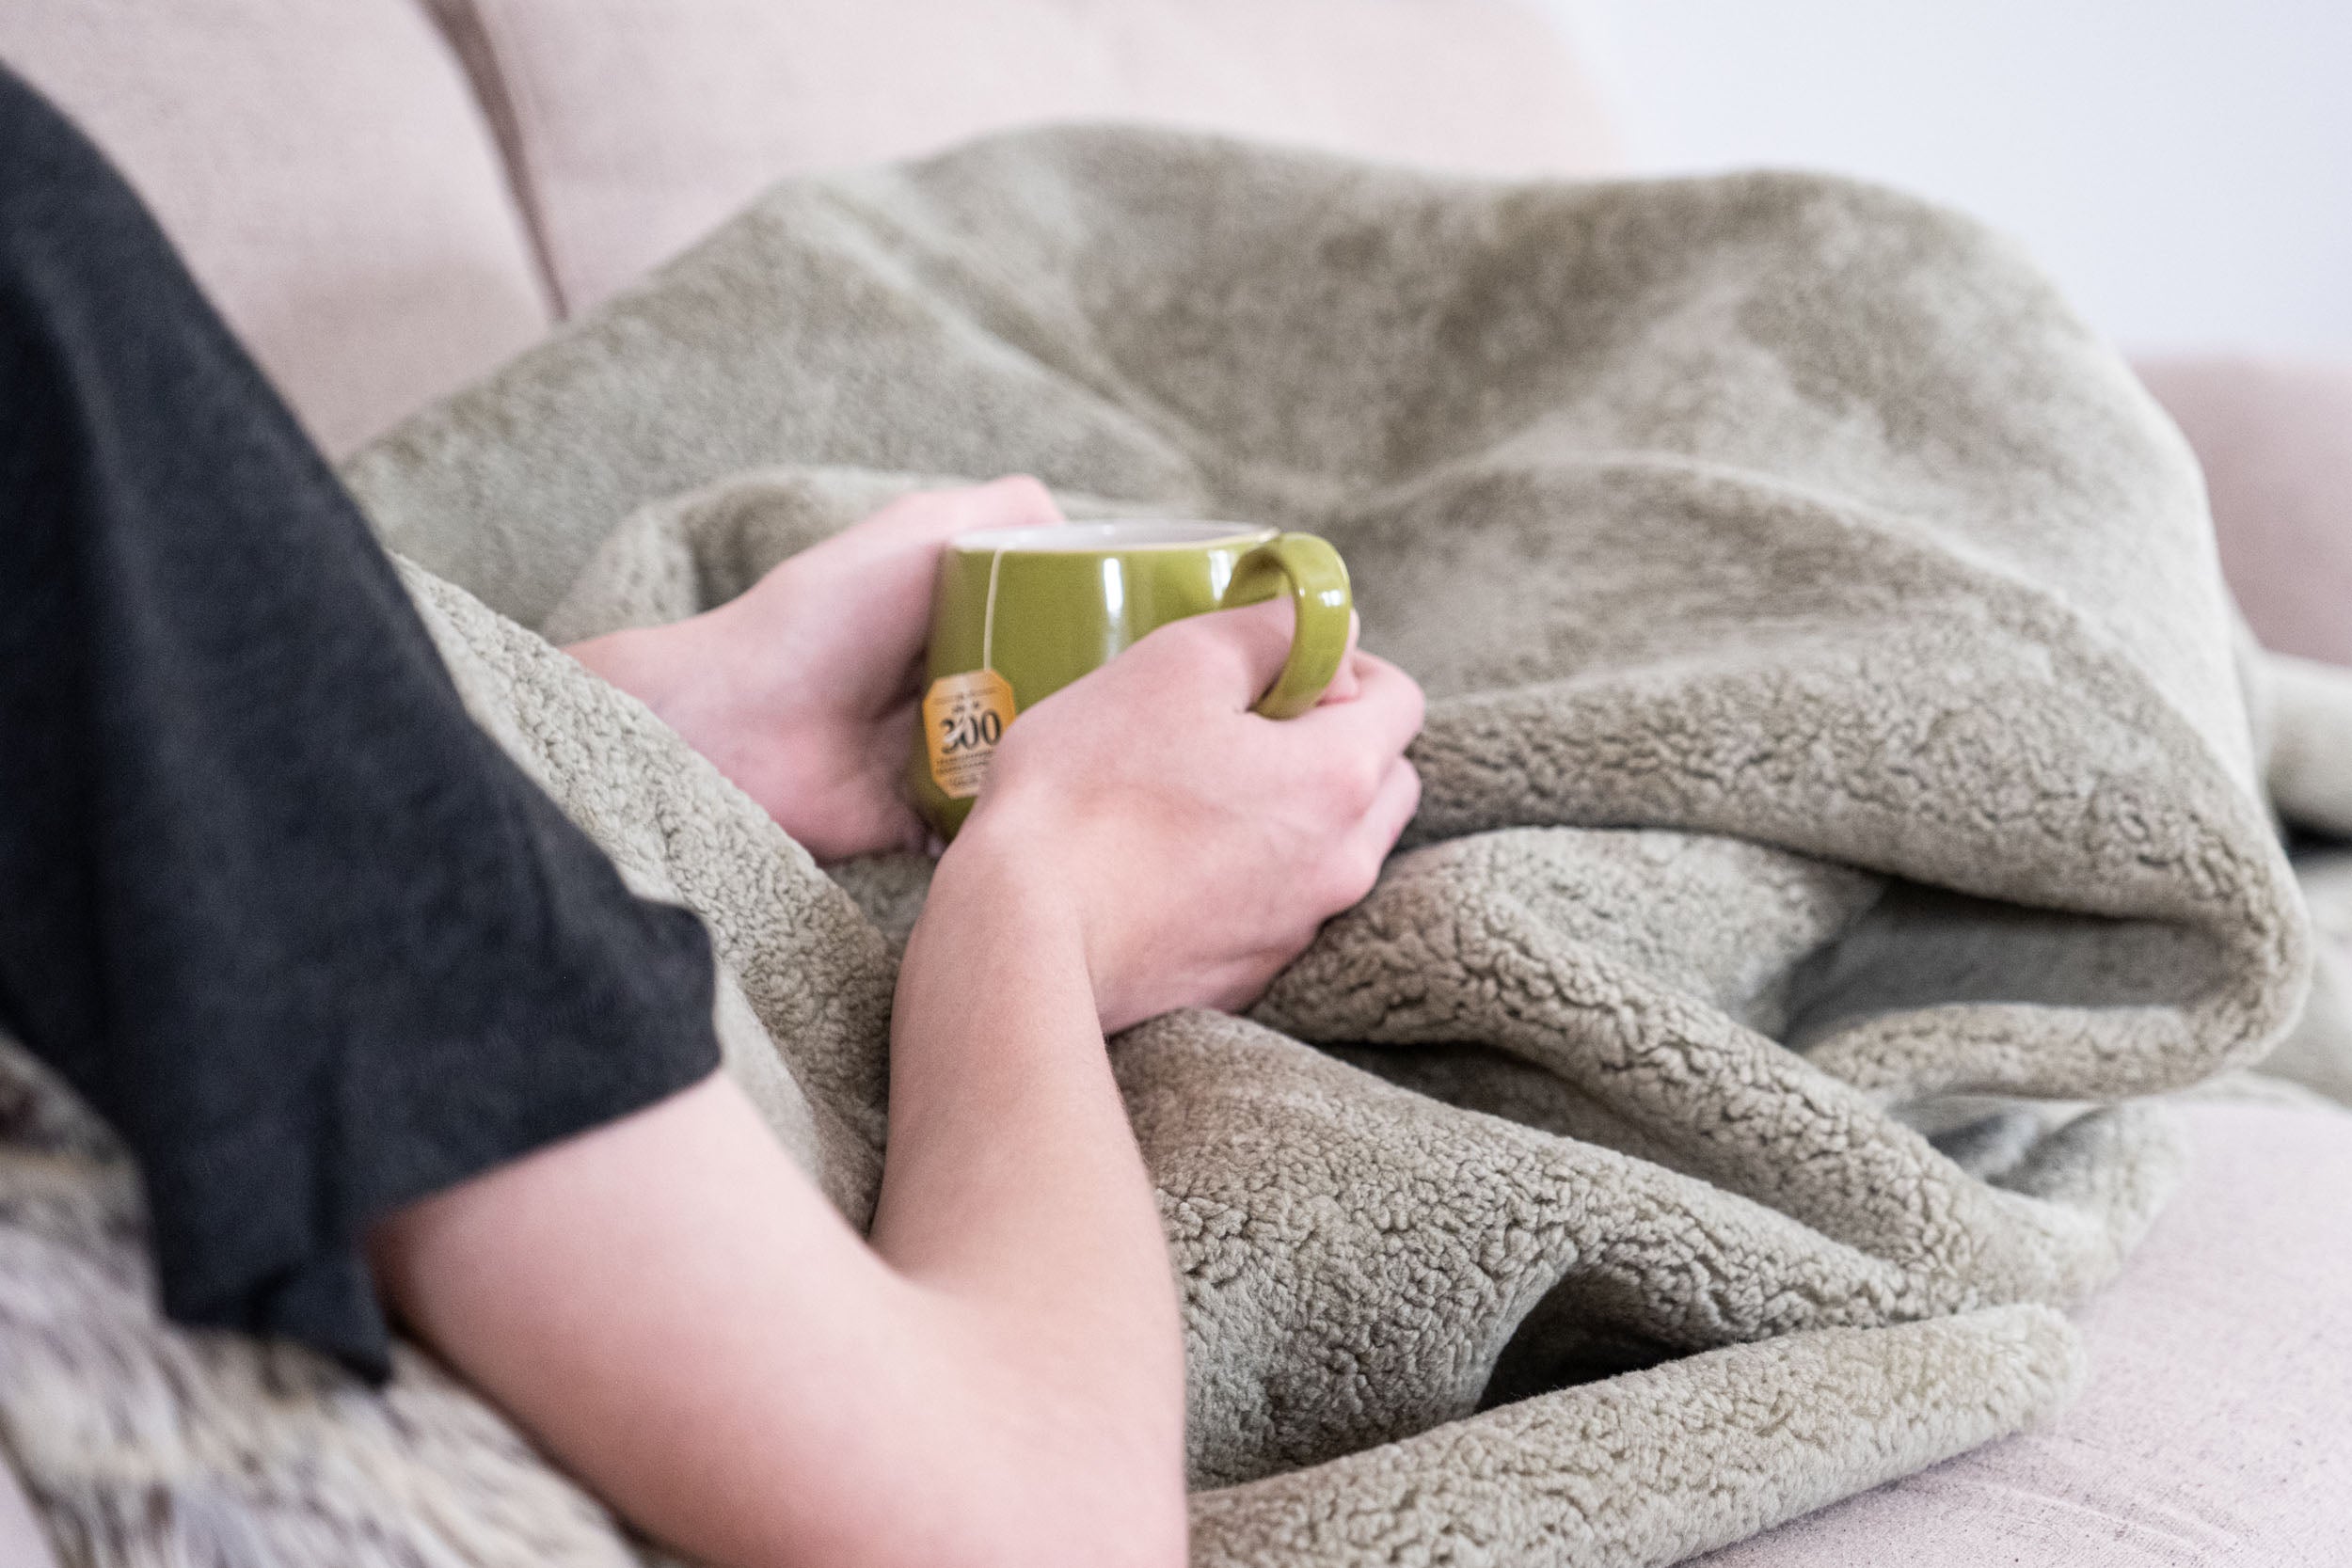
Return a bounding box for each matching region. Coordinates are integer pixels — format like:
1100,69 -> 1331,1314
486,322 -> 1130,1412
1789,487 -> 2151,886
0,64 -> 721,1381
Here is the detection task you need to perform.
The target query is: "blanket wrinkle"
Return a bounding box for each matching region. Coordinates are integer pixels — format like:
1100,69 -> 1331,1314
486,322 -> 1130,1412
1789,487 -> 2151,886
7,121 -> 2352,1567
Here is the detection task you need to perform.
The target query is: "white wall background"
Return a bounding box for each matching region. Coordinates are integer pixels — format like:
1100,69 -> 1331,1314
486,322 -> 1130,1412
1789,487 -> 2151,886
1535,1 -> 2352,356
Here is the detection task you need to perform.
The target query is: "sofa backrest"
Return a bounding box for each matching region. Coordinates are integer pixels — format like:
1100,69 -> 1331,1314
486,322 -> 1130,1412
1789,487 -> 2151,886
425,0 -> 1620,315
2,0 -> 1616,453
0,0 -> 556,456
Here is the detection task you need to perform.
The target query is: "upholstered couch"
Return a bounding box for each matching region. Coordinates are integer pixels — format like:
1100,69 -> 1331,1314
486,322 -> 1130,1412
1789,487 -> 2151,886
4,4 -> 2347,1563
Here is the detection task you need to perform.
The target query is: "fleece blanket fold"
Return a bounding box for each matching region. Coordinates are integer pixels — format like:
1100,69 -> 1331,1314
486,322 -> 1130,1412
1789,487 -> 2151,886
7,124 -> 2352,1567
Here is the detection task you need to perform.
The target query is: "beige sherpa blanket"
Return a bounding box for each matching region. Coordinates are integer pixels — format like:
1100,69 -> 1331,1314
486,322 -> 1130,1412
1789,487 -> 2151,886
8,124 -> 2352,1567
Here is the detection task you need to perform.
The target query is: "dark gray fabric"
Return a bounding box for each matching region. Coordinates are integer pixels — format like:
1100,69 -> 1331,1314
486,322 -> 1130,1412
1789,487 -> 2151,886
0,65 -> 720,1380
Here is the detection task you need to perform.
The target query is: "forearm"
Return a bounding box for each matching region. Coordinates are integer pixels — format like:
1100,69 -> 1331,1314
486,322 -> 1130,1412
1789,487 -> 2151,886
374,1072 -> 1185,1568
871,831 -> 1186,1454
373,831 -> 1188,1566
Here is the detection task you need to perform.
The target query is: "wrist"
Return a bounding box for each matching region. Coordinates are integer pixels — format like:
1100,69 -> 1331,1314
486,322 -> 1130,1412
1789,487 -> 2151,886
924,817 -> 1083,955
564,610 -> 735,734
923,814 -> 1125,1026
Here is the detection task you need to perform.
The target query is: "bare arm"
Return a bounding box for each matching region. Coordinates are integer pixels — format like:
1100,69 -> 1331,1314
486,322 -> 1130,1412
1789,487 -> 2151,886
374,481 -> 1422,1568
373,862 -> 1185,1568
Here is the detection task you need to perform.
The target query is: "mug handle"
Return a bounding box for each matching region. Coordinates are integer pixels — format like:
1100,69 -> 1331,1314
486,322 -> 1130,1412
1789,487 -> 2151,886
1229,531 -> 1352,720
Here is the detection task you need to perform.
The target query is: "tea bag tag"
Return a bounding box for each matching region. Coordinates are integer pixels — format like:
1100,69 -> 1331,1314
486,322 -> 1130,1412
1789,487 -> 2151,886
922,669 -> 1016,800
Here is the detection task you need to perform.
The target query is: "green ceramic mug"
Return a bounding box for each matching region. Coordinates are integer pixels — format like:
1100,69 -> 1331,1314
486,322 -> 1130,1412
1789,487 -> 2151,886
910,519 -> 1353,839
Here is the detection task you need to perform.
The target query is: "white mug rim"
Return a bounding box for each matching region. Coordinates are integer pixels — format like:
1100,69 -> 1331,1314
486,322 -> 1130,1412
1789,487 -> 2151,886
948,519 -> 1275,554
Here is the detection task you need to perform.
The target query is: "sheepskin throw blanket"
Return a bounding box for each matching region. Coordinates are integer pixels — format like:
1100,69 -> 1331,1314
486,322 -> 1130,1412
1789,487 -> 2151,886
8,124 -> 2352,1567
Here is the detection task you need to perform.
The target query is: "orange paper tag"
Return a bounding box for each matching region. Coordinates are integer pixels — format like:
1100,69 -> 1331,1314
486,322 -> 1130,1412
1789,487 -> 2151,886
922,669 -> 1016,800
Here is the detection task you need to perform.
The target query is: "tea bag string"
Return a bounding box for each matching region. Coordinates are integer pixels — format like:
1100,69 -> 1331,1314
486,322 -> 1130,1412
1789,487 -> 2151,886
980,546 -> 1009,673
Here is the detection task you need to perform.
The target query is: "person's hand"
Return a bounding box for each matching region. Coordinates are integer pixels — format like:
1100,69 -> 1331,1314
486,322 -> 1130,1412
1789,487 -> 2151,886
941,599 -> 1424,1033
565,477 -> 1062,862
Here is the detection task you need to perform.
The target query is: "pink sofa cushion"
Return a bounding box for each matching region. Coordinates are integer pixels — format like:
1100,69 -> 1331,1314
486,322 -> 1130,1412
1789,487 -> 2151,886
439,0 -> 1620,312
0,0 -> 553,455
1695,1101 -> 2352,1566
2137,356 -> 2352,668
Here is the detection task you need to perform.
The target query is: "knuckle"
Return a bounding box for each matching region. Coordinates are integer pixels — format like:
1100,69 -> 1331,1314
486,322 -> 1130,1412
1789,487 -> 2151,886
1363,648 -> 1422,696
1313,847 -> 1382,913
1324,750 -> 1386,814
1380,661 -> 1427,728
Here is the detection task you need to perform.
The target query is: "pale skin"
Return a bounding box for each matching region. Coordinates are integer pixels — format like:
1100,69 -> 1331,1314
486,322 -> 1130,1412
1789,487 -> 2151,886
369,477 -> 1425,1568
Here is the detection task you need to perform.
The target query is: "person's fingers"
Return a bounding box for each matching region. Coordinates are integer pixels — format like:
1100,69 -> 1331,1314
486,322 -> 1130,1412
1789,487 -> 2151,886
1364,752 -> 1411,850
1354,755 -> 1421,860
749,478 -> 1065,684
894,649 -> 929,704
879,692 -> 921,739
870,698 -> 930,850
1315,612 -> 1365,706
1290,650 -> 1424,759
1321,756 -> 1420,910
941,474 -> 1065,537
1146,596 -> 1300,710
893,805 -> 932,855
840,475 -> 1064,563
821,716 -> 931,859
845,796 -> 930,859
